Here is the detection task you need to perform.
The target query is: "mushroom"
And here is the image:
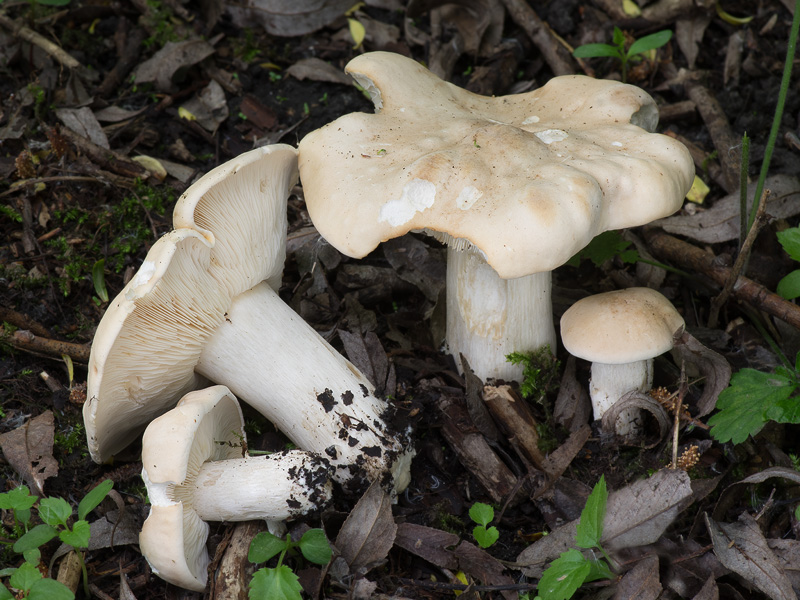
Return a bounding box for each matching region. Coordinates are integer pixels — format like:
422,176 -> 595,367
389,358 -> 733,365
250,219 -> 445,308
560,287 -> 685,435
139,385 -> 333,591
85,144 -> 413,492
297,52 -> 694,382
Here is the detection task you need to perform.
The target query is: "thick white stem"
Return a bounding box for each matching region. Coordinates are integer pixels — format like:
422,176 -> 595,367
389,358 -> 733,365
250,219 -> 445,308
590,359 -> 653,436
195,282 -> 413,491
446,246 -> 556,382
188,453 -> 331,522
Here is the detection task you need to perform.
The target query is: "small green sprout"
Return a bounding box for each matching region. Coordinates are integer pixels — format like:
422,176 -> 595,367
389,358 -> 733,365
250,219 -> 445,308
469,502 -> 499,549
573,27 -> 673,82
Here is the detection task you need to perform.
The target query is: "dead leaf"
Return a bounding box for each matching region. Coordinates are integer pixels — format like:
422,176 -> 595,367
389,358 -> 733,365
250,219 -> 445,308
132,40 -> 216,93
553,356 -> 591,432
614,555 -> 662,600
226,0 -> 353,37
88,508 -> 145,550
0,410 -> 58,495
55,107 -> 109,149
119,572 -> 138,600
705,512 -> 796,600
656,175 -> 800,243
338,330 -> 390,395
671,331 -> 732,417
335,481 -> 397,573
179,80 -> 229,133
453,540 -> 517,600
692,576 -> 720,600
768,539 -> 800,594
461,358 -> 499,443
382,235 -> 446,303
675,14 -> 712,70
286,58 -> 353,85
714,467 -> 800,522
539,424 -> 591,482
92,105 -> 149,123
601,390 -> 671,444
239,95 -> 277,130
517,469 -> 693,576
407,0 -> 501,56
394,522 -> 459,570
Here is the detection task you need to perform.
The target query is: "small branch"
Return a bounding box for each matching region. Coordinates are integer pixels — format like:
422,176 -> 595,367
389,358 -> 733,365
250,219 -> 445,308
8,329 -> 91,363
396,578 -> 539,592
499,0 -> 577,76
0,307 -> 52,338
59,127 -> 150,180
644,229 -> 800,331
708,189 -> 771,328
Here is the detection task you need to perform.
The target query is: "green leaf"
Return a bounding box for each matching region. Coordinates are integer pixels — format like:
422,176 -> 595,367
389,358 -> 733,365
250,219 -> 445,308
249,565 -> 302,600
570,231 -> 639,268
537,549 -> 591,600
9,562 -> 42,591
0,486 -> 37,511
777,270 -> 800,299
468,502 -> 494,527
39,497 -> 72,528
29,577 -> 75,600
612,26 -> 626,47
575,476 -> 607,549
17,507 -> 32,528
572,43 -> 622,59
299,529 -> 332,565
22,548 -> 41,565
91,259 -> 109,303
708,368 -> 798,444
776,227 -> 800,261
473,525 -> 500,548
13,524 -> 58,553
248,532 -> 289,564
78,480 -> 113,521
585,558 -> 615,582
37,0 -> 72,5
0,582 -> 14,600
628,30 -> 673,57
60,520 -> 90,549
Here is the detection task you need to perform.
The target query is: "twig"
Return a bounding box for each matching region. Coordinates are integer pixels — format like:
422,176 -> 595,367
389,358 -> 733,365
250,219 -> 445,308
396,578 -> 539,592
499,0 -> 576,76
708,189 -> 771,328
8,329 -> 91,363
644,228 -> 800,331
58,127 -> 150,180
0,176 -> 103,199
671,367 -> 688,470
0,306 -> 52,337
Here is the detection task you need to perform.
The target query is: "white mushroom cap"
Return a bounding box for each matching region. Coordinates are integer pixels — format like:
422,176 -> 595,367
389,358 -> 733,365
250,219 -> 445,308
560,287 -> 685,364
298,51 -> 694,279
85,145 -> 298,463
139,385 -> 333,591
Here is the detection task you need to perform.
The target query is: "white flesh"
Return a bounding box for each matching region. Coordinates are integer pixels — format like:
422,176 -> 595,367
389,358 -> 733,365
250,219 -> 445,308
590,359 -> 653,436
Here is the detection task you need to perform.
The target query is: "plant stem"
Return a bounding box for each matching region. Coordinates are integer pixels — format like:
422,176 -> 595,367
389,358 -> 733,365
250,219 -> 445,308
747,0 -> 800,230
738,132 -> 750,250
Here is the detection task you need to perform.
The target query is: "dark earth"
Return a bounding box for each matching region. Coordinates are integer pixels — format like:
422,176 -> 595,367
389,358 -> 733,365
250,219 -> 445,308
2,0 -> 800,598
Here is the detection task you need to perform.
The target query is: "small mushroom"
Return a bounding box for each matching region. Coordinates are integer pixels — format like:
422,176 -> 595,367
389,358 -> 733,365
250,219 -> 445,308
139,385 -> 332,591
298,52 -> 694,383
85,144 -> 413,492
560,287 -> 685,436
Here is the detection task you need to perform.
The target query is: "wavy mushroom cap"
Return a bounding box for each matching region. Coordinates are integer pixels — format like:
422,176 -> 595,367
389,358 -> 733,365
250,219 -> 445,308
299,52 -> 694,279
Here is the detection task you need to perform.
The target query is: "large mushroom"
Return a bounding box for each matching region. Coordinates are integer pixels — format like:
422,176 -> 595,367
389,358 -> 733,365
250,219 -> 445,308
560,287 -> 685,435
139,385 -> 333,591
298,52 -> 694,382
85,145 -> 413,492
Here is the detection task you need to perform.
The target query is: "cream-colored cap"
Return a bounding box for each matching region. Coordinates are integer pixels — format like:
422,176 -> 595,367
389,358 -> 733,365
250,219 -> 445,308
561,287 -> 685,364
298,52 -> 694,279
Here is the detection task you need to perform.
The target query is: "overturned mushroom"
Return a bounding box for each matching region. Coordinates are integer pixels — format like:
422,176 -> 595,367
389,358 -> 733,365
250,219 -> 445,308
298,52 -> 694,382
85,145 -> 413,492
139,385 -> 333,591
560,287 -> 685,436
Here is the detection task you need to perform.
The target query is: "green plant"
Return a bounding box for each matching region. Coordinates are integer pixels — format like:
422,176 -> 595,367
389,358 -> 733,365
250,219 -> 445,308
535,476 -> 614,600
0,486 -> 37,538
469,502 -> 499,548
708,356 -> 800,444
1,481 -> 113,599
0,205 -> 22,223
566,231 -> 639,268
573,27 -> 673,82
506,346 -> 560,408
776,226 -> 800,299
248,529 -> 332,600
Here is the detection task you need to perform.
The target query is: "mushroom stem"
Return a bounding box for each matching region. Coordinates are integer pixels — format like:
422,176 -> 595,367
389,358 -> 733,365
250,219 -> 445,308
446,246 -> 556,382
194,281 -> 412,491
589,359 -> 653,435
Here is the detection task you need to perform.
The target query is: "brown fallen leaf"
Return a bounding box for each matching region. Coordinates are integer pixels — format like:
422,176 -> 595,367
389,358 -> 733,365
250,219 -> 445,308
132,39 -> 216,93
180,80 -> 229,133
614,555 -> 662,600
705,512 -> 796,600
335,481 -> 397,573
671,331 -> 731,418
226,0 -> 353,37
656,175 -> 800,244
286,58 -> 354,86
453,540 -> 517,600
394,522 -> 459,570
553,355 -> 591,432
692,576 -> 720,600
338,330 -> 392,396
55,107 -> 109,149
0,410 -> 58,495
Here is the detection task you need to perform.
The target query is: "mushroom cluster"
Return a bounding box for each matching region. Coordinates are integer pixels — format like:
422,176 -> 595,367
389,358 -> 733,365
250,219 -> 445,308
85,144 -> 413,492
298,51 -> 694,383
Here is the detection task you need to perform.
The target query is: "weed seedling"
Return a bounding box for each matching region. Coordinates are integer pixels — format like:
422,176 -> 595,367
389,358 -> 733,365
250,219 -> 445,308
535,476 -> 614,600
248,529 -> 332,600
2,480 -> 113,599
573,27 -> 673,82
469,502 -> 499,549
